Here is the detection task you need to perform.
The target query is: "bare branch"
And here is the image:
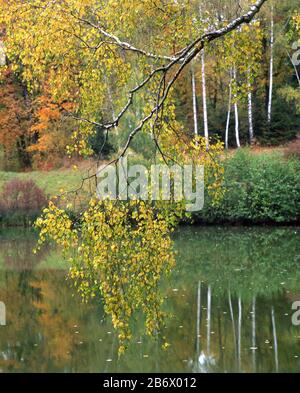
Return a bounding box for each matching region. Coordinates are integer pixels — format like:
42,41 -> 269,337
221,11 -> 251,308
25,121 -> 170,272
113,0 -> 268,158
58,0 -> 268,198
70,0 -> 267,133
75,15 -> 177,62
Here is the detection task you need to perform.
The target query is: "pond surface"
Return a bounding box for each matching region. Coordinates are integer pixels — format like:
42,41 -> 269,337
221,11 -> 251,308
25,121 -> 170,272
0,226 -> 299,373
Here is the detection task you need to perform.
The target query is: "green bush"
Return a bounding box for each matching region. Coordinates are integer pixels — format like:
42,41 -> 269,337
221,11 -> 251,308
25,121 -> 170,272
195,150 -> 300,224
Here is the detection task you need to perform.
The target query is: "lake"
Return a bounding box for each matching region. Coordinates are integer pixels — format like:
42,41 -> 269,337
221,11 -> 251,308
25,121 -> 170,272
0,226 -> 299,373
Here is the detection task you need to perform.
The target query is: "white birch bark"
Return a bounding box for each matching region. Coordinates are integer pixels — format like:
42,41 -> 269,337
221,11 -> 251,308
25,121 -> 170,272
267,4 -> 274,123
238,296 -> 242,372
233,66 -> 241,148
271,307 -> 279,372
228,290 -> 238,366
201,49 -> 209,148
207,285 -> 211,355
247,69 -> 254,144
191,62 -> 199,137
225,69 -> 233,150
196,281 -> 201,354
252,297 -> 256,372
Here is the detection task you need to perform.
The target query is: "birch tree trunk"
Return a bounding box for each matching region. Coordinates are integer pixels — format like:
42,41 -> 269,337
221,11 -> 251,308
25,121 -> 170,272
252,297 -> 256,372
238,296 -> 242,372
233,66 -> 241,148
225,69 -> 233,150
207,285 -> 211,355
201,49 -> 209,148
191,62 -> 199,137
228,290 -> 237,366
271,307 -> 279,372
196,281 -> 201,354
247,69 -> 254,144
267,4 -> 274,123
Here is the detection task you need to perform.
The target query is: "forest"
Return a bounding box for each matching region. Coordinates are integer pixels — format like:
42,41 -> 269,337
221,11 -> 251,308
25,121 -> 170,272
0,0 -> 299,376
0,0 -> 299,169
0,0 -> 298,225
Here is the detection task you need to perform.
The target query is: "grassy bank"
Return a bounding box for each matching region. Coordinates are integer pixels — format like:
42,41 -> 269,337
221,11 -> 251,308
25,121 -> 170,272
0,168 -> 83,196
0,166 -> 87,226
0,149 -> 299,226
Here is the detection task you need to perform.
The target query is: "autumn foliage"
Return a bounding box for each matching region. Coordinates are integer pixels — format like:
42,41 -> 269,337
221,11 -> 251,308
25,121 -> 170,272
0,69 -> 32,169
0,69 -> 76,169
28,94 -> 76,169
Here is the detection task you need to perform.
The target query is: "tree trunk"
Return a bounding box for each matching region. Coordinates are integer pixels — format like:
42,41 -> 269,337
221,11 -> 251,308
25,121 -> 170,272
248,69 -> 254,144
238,296 -> 242,372
233,67 -> 241,148
201,49 -> 209,148
267,5 -> 274,123
271,307 -> 279,372
225,69 -> 233,149
228,290 -> 237,367
252,297 -> 256,372
196,281 -> 201,354
191,62 -> 199,137
207,285 -> 211,355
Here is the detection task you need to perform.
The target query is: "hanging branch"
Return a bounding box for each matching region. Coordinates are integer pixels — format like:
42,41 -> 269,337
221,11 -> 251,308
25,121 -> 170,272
58,0 -> 268,192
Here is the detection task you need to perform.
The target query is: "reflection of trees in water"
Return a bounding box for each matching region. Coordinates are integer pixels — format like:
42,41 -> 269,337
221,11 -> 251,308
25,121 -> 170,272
183,281 -> 300,373
190,284 -> 216,373
1,228 -> 175,364
174,226 -> 300,299
171,227 -> 300,372
271,307 -> 279,373
0,271 -> 42,370
0,270 -> 294,372
0,234 -> 48,270
252,297 -> 256,372
147,227 -> 300,373
0,229 -> 120,371
0,270 -> 107,372
0,227 -> 299,372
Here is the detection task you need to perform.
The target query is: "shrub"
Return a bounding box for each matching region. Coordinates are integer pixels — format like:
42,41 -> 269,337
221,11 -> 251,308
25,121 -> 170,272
0,179 -> 48,225
194,150 -> 300,224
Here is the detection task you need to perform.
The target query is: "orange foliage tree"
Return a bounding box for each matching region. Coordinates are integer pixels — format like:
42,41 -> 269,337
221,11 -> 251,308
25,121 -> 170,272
0,69 -> 32,169
28,94 -> 76,169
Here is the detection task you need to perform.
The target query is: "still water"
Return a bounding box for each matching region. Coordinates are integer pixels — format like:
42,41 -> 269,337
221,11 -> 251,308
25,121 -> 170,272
0,226 -> 299,373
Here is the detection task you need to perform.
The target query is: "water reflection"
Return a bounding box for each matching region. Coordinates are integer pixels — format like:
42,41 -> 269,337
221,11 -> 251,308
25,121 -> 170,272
0,226 -> 299,372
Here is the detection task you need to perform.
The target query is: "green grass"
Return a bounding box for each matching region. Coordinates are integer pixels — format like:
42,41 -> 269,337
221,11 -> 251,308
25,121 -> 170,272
1,148 -> 299,225
0,168 -> 85,197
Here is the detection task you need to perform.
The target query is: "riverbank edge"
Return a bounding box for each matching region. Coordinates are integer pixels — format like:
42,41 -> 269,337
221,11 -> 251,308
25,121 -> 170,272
1,216 -> 299,229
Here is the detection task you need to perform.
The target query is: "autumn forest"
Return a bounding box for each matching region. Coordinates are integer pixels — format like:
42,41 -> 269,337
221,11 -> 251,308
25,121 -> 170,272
0,0 -> 299,377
